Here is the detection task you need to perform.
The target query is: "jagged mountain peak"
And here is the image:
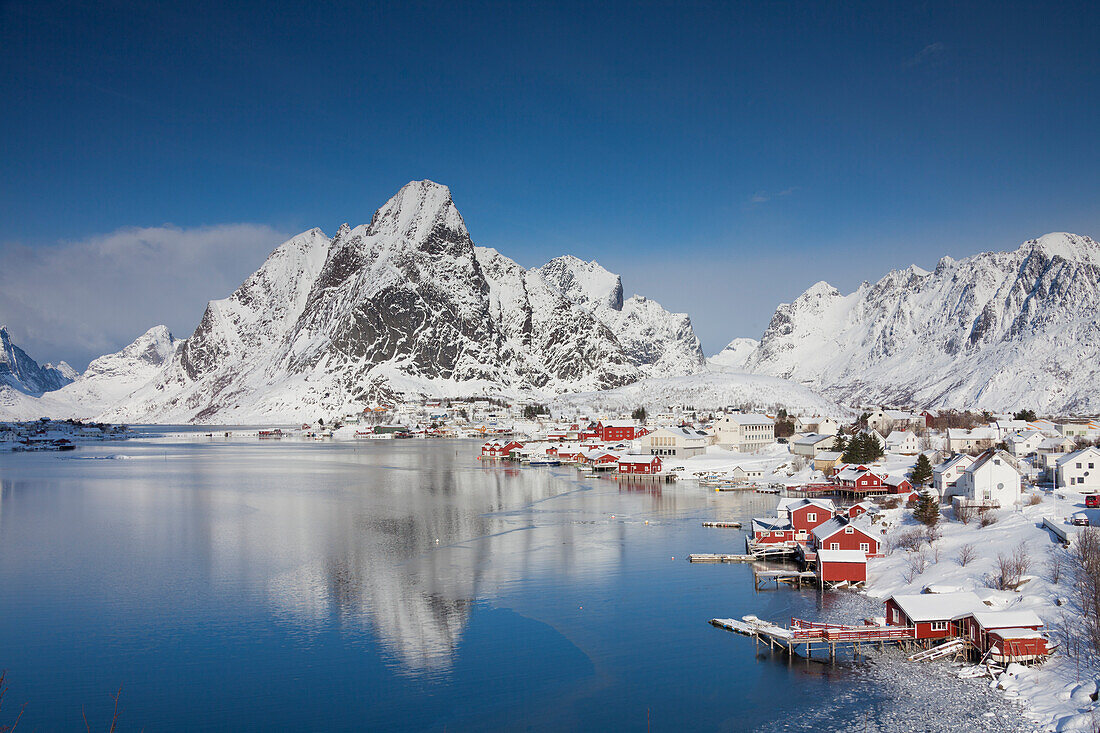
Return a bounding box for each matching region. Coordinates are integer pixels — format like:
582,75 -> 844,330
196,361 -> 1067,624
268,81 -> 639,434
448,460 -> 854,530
365,180 -> 468,247
536,255 -> 624,312
0,326 -> 75,395
745,231 -> 1100,412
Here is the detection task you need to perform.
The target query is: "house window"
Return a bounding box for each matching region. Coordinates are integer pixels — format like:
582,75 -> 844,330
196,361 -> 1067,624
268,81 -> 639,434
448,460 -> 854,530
830,542 -> 839,550
860,542 -> 870,552
845,527 -> 854,534
807,513 -> 816,522
892,608 -> 900,624
930,621 -> 948,632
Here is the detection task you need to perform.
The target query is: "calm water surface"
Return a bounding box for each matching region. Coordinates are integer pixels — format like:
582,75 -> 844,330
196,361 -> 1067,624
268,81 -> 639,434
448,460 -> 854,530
1,436 -> 882,730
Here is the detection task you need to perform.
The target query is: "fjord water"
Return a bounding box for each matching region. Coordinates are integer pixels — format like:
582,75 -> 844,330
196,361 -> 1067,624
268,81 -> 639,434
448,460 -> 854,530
1,437 -> 869,731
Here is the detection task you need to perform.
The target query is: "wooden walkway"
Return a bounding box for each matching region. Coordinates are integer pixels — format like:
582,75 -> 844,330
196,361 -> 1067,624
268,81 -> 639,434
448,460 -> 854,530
688,553 -> 755,563
701,521 -> 742,528
711,616 -> 920,660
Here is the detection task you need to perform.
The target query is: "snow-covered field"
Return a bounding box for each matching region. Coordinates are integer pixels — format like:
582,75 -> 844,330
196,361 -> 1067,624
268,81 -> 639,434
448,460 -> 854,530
862,491 -> 1100,731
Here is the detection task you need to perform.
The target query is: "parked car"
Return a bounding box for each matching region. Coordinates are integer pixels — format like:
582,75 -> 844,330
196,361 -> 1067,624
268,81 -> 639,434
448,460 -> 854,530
1072,512 -> 1091,526
1086,494 -> 1100,508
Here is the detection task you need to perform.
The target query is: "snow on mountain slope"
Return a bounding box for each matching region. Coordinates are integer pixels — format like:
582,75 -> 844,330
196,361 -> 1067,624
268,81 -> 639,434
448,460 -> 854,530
744,232 -> 1100,413
95,181 -> 681,423
707,337 -> 759,371
0,326 -> 75,395
534,256 -> 705,376
551,369 -> 845,417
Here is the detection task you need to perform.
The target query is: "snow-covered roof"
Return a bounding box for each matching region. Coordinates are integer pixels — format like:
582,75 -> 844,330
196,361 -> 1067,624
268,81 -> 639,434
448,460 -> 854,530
987,627 -> 1044,639
776,497 -> 835,515
947,427 -> 997,440
792,432 -> 834,446
883,474 -> 910,486
817,549 -> 867,563
751,517 -> 792,533
651,426 -> 708,439
934,453 -> 974,473
1058,446 -> 1100,465
888,592 -> 983,622
811,517 -> 847,540
602,420 -> 636,428
815,451 -> 844,461
721,413 -> 774,425
969,609 -> 1044,629
618,453 -> 659,462
964,449 -> 1021,476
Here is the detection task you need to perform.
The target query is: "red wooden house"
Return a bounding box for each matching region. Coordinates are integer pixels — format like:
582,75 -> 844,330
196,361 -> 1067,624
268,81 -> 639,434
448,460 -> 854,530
617,454 -> 662,474
884,592 -> 982,640
835,467 -> 887,493
480,441 -> 501,458
884,475 -> 913,494
600,421 -> 640,442
811,518 -> 881,556
787,499 -> 835,542
958,610 -> 1048,663
750,517 -> 795,544
845,501 -> 874,519
815,549 -> 868,583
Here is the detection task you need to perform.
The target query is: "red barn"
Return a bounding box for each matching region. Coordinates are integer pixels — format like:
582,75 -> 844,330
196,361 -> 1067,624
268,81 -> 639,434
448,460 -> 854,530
816,549 -> 868,583
884,592 -> 982,640
601,421 -> 640,442
617,454 -> 662,474
811,518 -> 881,556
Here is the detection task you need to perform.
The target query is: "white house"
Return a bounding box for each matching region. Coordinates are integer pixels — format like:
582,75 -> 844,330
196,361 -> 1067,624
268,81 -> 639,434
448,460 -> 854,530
885,430 -> 919,455
1056,447 -> 1100,491
794,416 -> 839,436
1005,430 -> 1044,458
1058,421 -> 1100,440
640,426 -> 709,459
991,420 -> 1032,440
713,413 -> 775,453
950,450 -> 1023,508
946,428 -> 998,453
790,433 -> 839,459
932,454 -> 975,500
1038,436 -> 1078,479
867,410 -> 923,433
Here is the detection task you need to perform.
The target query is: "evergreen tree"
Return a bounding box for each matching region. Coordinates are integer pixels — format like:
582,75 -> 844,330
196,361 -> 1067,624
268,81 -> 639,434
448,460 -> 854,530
1013,409 -> 1037,422
841,433 -> 866,464
865,433 -> 884,461
910,453 -> 933,486
913,491 -> 940,526
632,406 -> 647,421
832,434 -> 849,454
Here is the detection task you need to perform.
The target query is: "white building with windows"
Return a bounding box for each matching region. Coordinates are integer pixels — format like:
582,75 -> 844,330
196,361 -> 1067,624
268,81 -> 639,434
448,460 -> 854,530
946,428 -> 998,453
1056,447 -> 1100,491
932,453 -> 975,499
885,430 -> 919,455
1005,430 -> 1044,457
713,413 -> 775,453
794,416 -> 839,436
640,426 -> 709,459
949,450 -> 1023,508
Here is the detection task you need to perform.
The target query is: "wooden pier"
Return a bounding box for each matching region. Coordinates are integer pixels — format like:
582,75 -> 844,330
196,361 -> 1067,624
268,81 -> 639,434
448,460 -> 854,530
688,553 -> 756,563
711,616 -> 922,660
752,568 -> 817,590
701,521 -> 742,529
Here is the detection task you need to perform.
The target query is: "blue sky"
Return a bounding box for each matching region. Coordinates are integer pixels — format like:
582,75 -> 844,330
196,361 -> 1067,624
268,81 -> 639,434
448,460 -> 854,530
2,0 -> 1099,368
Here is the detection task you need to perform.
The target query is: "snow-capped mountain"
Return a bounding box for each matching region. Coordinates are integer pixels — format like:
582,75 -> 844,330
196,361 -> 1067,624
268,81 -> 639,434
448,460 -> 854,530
92,181 -> 706,422
743,232 -> 1100,413
0,326 -> 76,395
707,338 -> 759,371
535,255 -> 706,377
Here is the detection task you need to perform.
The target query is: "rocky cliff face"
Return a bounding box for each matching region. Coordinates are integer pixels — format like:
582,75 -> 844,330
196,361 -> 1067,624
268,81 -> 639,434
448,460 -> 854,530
0,326 -> 75,395
744,233 -> 1100,413
95,180 -> 702,422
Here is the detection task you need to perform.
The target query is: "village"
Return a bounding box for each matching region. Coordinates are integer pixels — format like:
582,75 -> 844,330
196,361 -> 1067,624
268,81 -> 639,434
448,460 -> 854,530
476,405 -> 1100,731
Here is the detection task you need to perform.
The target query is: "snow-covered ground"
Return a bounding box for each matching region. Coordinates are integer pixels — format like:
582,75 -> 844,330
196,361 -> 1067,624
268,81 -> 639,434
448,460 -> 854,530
863,489 -> 1100,731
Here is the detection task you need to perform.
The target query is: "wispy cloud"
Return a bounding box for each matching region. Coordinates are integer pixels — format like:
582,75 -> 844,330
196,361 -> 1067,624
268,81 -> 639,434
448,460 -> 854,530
0,223 -> 292,368
905,42 -> 946,69
748,187 -> 797,205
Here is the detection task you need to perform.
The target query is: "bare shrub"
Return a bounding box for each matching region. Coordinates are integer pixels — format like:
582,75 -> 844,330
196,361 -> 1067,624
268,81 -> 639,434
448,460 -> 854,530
902,549 -> 928,583
993,542 -> 1031,590
0,670 -> 27,732
892,527 -> 925,553
1047,544 -> 1065,585
956,503 -> 976,524
923,523 -> 942,545
880,497 -> 900,510
957,543 -> 977,567
1027,493 -> 1044,506
979,509 -> 999,527
1071,528 -> 1100,655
